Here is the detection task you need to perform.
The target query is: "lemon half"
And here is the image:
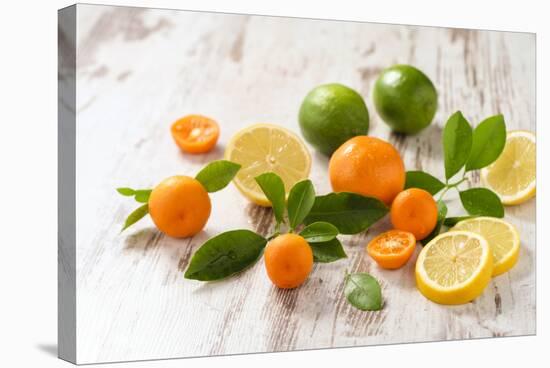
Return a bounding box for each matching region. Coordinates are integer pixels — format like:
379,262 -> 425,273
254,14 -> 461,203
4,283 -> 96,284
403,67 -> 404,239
416,231 -> 493,305
224,124 -> 311,206
452,217 -> 520,276
481,130 -> 536,205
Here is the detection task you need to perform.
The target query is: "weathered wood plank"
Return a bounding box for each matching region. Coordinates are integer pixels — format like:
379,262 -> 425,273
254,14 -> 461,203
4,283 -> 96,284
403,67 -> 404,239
69,4 -> 535,364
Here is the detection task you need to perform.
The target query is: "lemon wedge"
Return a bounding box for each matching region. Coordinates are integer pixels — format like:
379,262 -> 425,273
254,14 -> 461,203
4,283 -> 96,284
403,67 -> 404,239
481,130 -> 536,205
224,124 -> 311,206
452,217 -> 520,276
416,231 -> 493,305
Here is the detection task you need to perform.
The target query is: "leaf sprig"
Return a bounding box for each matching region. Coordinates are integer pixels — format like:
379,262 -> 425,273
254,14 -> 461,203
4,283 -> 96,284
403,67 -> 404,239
405,111 -> 507,244
185,172 -> 389,281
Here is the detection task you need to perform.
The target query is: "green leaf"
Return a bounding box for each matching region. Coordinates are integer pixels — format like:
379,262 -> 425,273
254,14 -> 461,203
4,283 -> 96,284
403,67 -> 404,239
304,192 -> 388,234
309,238 -> 347,263
465,115 -> 506,171
184,230 -> 267,281
255,172 -> 286,224
195,160 -> 241,193
443,111 -> 472,180
300,222 -> 339,243
344,273 -> 383,311
459,187 -> 504,217
405,171 -> 446,195
287,180 -> 315,230
117,187 -> 135,196
121,204 -> 149,232
444,216 -> 477,227
134,189 -> 152,203
421,200 -> 447,246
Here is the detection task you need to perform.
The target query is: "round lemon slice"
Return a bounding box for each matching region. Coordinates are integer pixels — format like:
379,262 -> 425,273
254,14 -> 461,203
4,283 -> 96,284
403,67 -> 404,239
481,130 -> 536,205
452,217 -> 520,276
416,231 -> 493,305
224,124 -> 311,206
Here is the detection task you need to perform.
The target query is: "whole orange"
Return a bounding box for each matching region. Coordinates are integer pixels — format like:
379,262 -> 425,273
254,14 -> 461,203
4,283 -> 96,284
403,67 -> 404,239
329,136 -> 405,205
264,234 -> 313,289
390,188 -> 437,240
148,176 -> 211,238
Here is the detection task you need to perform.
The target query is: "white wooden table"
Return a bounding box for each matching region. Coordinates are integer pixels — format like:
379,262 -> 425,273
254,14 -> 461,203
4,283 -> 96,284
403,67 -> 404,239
65,4 -> 535,364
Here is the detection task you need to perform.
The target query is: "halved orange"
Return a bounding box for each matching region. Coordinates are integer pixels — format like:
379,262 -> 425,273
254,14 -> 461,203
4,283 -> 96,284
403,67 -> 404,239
366,229 -> 417,269
171,115 -> 220,154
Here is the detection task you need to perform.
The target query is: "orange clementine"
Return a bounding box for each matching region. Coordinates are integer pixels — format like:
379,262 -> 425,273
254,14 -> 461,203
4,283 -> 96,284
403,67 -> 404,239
367,229 -> 416,269
171,115 -> 220,154
329,136 -> 405,205
390,188 -> 437,240
264,234 -> 313,289
148,176 -> 211,238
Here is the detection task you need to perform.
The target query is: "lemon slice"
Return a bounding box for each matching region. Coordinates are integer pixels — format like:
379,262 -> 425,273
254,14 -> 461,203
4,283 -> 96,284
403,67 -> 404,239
481,130 -> 536,205
451,217 -> 520,277
415,231 -> 493,305
224,124 -> 311,206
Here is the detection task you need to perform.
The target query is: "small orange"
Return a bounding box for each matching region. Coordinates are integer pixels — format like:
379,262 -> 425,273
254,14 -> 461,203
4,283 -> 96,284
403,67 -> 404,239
171,115 -> 220,154
367,230 -> 416,269
329,136 -> 405,205
148,176 -> 211,238
264,234 -> 313,289
390,188 -> 438,240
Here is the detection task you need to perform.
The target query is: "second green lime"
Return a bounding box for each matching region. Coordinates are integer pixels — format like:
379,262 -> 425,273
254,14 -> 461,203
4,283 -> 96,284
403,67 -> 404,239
373,65 -> 437,134
299,83 -> 369,156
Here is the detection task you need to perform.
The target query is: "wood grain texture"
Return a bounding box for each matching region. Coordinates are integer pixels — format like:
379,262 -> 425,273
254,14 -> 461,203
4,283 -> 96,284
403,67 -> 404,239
69,4 -> 535,364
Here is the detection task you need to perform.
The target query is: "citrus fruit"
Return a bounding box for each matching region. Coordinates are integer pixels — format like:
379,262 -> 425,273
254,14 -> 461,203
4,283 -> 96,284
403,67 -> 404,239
451,217 -> 520,276
373,65 -> 437,134
224,124 -> 311,206
148,176 -> 211,238
366,230 -> 416,269
171,115 -> 220,154
298,83 -> 369,156
481,130 -> 536,205
329,136 -> 405,205
264,233 -> 313,289
415,231 -> 493,305
391,188 -> 438,240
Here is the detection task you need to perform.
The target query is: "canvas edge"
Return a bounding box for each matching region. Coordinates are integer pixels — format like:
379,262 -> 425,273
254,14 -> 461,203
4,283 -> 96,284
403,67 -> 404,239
58,4 -> 77,364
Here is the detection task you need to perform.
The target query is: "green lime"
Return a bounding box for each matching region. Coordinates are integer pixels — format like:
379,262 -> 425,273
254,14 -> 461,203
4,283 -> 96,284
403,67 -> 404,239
299,83 -> 369,156
373,65 -> 437,134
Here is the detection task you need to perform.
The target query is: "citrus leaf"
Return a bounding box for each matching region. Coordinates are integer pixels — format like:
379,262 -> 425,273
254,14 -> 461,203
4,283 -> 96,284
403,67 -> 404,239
421,200 -> 447,245
134,189 -> 152,203
405,171 -> 445,195
459,187 -> 504,217
184,230 -> 267,281
309,238 -> 347,263
304,192 -> 388,234
287,180 -> 315,230
344,273 -> 383,311
195,160 -> 241,193
443,111 -> 472,180
300,221 -> 339,243
255,172 -> 286,224
121,204 -> 149,232
466,115 -> 506,171
117,187 -> 135,196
